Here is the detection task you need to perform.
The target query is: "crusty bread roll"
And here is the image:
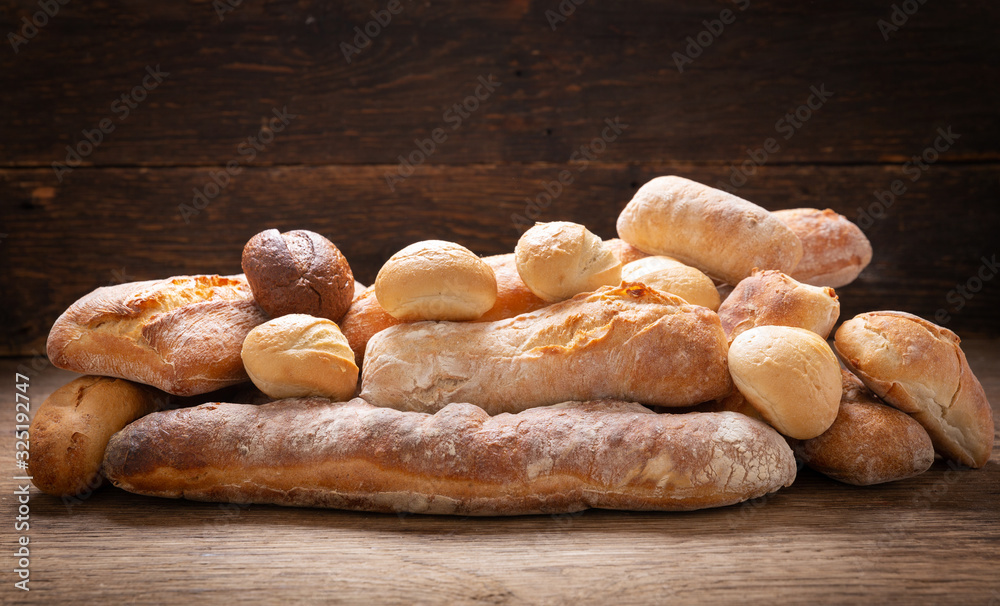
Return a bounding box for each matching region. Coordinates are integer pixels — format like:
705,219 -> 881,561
773,208 -> 873,287
240,314 -> 358,400
695,390 -> 767,423
728,325 -> 842,439
341,253 -> 549,367
515,222 -> 622,302
242,229 -> 355,322
616,176 -> 803,285
29,376 -> 162,497
718,269 -> 840,342
605,238 -> 650,265
834,311 -> 994,468
102,398 -> 797,515
788,370 -> 935,486
621,256 -> 721,310
47,274 -> 268,396
374,240 -> 498,321
361,283 -> 732,415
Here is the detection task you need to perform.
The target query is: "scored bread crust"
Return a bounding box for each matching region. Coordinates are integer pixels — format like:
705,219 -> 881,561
360,283 -> 732,414
834,311 -> 994,468
102,398 -> 797,515
46,274 -> 269,396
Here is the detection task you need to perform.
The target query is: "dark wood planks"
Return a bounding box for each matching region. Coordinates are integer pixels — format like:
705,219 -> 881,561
1,0 -> 998,166
2,162 -> 998,355
2,348 -> 999,604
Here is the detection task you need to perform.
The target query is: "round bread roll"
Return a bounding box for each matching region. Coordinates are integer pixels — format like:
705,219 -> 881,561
621,256 -> 721,310
773,208 -> 873,287
718,269 -> 840,343
604,238 -> 650,265
834,311 -> 994,468
728,325 -> 842,440
788,370 -> 935,486
515,221 -> 622,302
616,176 -> 802,285
242,229 -> 355,322
241,314 -> 359,400
374,240 -> 497,321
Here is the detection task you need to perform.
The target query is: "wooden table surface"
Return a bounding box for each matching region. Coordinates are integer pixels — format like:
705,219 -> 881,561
2,342 -> 999,605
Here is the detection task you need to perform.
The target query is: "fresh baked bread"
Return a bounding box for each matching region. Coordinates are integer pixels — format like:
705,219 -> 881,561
788,370 -> 935,485
29,376 -> 162,496
102,398 -> 797,515
374,240 -> 498,321
621,256 -> 721,310
773,208 -> 873,287
605,238 -> 651,265
515,222 -> 622,302
834,311 -> 994,468
718,269 -> 840,342
360,283 -> 732,415
728,325 -> 842,439
240,314 -> 358,400
616,176 -> 802,284
242,229 -> 355,322
46,274 -> 268,396
341,253 -> 549,367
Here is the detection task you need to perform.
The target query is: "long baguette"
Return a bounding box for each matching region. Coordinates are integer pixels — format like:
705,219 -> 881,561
102,398 -> 797,515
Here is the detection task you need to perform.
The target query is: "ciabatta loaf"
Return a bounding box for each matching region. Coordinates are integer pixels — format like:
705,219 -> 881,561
102,398 -> 797,515
360,283 -> 732,414
47,274 -> 268,396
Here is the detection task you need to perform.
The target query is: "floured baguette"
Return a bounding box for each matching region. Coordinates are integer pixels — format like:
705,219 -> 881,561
360,283 -> 732,414
102,398 -> 797,515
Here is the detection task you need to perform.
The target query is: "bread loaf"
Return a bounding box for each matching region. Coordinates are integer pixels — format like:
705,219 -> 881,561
621,256 -> 721,310
102,398 -> 797,515
29,376 -> 162,496
515,222 -> 622,302
788,370 -> 935,485
616,176 -> 802,284
773,208 -> 872,287
360,283 -> 732,414
47,274 -> 269,396
834,311 -> 994,468
718,269 -> 840,342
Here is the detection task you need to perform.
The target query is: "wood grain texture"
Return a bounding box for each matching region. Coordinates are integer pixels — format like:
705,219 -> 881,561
3,163 -> 999,354
1,347 -> 998,604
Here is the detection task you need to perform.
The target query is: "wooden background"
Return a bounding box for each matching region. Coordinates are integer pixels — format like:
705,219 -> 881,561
2,0 -> 999,355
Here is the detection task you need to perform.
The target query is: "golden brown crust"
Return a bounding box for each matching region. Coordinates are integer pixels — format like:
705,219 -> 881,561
773,208 -> 872,288
834,311 -> 994,468
605,238 -> 651,265
341,253 -> 549,367
361,283 -> 732,414
102,398 -> 797,515
46,274 -> 268,396
718,269 -> 840,343
788,370 -> 935,485
29,376 -> 163,496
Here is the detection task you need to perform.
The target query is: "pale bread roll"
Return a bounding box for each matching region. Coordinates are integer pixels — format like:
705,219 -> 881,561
621,256 -> 721,310
616,176 -> 802,285
834,311 -> 994,468
788,370 -> 935,486
718,269 -> 840,342
361,283 -> 732,415
773,208 -> 873,287
241,314 -> 358,400
374,240 -> 497,321
102,398 -> 798,515
515,221 -> 622,302
728,325 -> 842,439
